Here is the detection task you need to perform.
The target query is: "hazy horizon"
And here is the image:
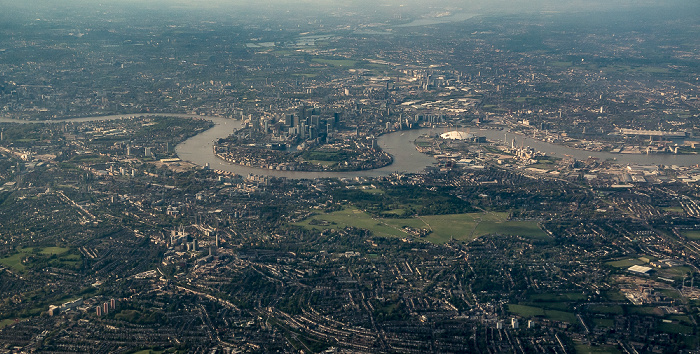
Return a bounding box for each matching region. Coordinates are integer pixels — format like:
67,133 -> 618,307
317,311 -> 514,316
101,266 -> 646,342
2,0 -> 698,20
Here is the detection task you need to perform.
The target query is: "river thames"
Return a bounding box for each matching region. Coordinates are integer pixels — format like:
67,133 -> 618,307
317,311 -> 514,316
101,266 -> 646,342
1,114 -> 697,179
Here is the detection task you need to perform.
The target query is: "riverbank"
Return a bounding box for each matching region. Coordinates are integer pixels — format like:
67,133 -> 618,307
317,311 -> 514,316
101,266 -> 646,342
1,115 -> 698,180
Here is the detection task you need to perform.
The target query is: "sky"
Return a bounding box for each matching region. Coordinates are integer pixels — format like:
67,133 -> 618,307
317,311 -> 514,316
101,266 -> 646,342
0,0 -> 697,24
119,0 -> 693,12
2,0 -> 694,12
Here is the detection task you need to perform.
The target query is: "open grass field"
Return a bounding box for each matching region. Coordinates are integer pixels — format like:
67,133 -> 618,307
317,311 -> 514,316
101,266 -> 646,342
574,344 -> 622,354
682,230 -> 700,240
306,160 -> 335,167
528,163 -> 556,170
508,304 -> 577,323
530,293 -> 586,302
508,304 -> 545,317
38,246 -> 70,255
0,253 -> 27,271
510,96 -> 533,103
588,305 -> 624,315
657,266 -> 693,279
311,58 -> 358,67
536,302 -> 570,311
604,291 -> 627,302
592,318 -> 615,328
296,207 -> 547,243
513,292 -> 589,314
669,315 -> 694,325
360,188 -> 385,195
298,207 -> 408,238
627,306 -> 662,316
550,61 -> 572,67
658,289 -> 682,299
0,319 -> 16,329
606,258 -> 645,268
658,322 -> 693,335
0,246 -> 73,272
662,206 -> 685,214
70,154 -> 110,164
545,310 -> 577,323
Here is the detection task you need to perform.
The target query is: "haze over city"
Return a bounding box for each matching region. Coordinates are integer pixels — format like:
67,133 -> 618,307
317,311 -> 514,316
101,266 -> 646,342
0,0 -> 699,352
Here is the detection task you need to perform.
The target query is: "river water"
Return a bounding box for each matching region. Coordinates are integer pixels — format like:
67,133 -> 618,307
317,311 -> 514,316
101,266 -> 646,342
471,129 -> 699,167
0,114 -> 697,179
175,116 -> 437,179
394,12 -> 479,28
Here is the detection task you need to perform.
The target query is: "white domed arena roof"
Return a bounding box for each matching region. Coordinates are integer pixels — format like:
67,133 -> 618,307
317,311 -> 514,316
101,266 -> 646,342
440,131 -> 473,140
